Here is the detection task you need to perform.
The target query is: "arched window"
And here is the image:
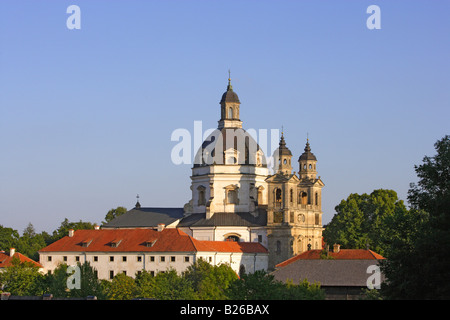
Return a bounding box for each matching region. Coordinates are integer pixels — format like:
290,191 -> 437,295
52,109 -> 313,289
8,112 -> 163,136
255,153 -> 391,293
301,192 -> 308,205
275,188 -> 282,202
197,186 -> 206,206
257,187 -> 264,204
228,107 -> 233,119
198,190 -> 205,205
225,235 -> 239,242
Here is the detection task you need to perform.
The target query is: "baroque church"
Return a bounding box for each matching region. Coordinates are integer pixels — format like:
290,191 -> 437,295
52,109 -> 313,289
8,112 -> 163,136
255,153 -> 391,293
103,77 -> 325,270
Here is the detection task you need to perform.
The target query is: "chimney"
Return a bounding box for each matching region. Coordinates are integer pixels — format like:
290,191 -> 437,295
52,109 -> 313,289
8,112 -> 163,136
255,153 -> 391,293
157,224 -> 165,232
9,248 -> 15,257
94,224 -> 100,230
333,244 -> 340,253
68,229 -> 74,237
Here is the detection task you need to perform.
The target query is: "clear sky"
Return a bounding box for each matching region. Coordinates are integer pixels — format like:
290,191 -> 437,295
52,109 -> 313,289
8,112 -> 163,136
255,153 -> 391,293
1,0 -> 449,234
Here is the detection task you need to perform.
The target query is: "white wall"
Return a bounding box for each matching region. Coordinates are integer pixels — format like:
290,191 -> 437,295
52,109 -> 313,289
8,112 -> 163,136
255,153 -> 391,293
39,250 -> 268,280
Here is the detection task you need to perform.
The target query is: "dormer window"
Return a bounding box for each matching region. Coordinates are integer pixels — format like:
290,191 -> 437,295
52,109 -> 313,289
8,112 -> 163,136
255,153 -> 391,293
110,239 -> 122,248
144,240 -> 157,247
80,239 -> 92,248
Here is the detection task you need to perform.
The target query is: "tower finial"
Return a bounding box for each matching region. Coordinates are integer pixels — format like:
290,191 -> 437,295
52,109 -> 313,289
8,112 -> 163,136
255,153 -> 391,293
227,69 -> 232,90
135,194 -> 141,209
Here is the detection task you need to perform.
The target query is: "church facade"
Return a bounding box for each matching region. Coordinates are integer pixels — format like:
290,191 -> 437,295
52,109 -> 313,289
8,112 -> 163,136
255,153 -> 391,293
104,77 -> 325,270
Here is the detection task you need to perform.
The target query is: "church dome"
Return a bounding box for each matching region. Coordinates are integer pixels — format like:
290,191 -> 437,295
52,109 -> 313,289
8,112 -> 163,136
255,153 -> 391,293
277,134 -> 292,156
194,127 -> 266,168
298,140 -> 317,161
220,89 -> 240,104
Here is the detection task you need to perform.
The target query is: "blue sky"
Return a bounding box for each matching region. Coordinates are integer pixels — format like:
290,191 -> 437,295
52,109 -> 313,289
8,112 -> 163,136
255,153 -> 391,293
1,0 -> 449,234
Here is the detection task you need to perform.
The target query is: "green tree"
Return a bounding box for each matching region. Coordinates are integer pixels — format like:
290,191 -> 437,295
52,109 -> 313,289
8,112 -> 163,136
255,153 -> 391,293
323,189 -> 409,256
381,135 -> 450,299
16,223 -> 47,261
281,279 -> 325,300
225,270 -> 325,300
103,206 -> 127,224
105,272 -> 138,300
183,258 -> 238,299
0,257 -> 45,296
152,268 -> 197,300
49,218 -> 96,243
0,225 -> 19,252
225,270 -> 284,300
135,270 -> 156,299
45,263 -> 70,298
70,262 -> 105,299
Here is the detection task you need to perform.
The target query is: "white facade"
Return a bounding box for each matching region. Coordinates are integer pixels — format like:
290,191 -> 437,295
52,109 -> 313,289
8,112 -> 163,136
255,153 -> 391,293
39,250 -> 268,280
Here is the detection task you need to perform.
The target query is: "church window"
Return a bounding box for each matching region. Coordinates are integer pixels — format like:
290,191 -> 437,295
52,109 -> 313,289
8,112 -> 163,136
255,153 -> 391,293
228,107 -> 233,119
225,235 -> 239,242
198,187 -> 206,206
315,213 -> 320,225
275,188 -> 282,202
315,192 -> 318,205
257,187 -> 264,204
227,189 -> 238,204
301,192 -> 308,205
290,189 -> 293,203
309,164 -> 312,169
303,164 -> 307,170
283,159 -> 287,164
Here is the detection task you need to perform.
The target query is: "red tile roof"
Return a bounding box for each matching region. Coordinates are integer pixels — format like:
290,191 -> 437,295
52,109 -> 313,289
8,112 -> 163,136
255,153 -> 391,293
38,228 -> 268,254
276,249 -> 385,268
0,251 -> 43,269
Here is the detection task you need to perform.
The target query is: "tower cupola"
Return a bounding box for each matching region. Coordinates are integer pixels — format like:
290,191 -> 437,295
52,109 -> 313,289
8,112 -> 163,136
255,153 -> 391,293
277,132 -> 293,175
298,139 -> 317,179
218,73 -> 242,129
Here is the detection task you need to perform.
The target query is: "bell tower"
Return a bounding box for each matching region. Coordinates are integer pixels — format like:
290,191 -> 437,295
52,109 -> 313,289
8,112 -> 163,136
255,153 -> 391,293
266,135 -> 325,270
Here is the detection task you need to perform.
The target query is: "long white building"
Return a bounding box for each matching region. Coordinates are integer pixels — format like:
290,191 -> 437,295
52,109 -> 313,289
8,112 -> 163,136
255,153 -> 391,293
38,226 -> 268,279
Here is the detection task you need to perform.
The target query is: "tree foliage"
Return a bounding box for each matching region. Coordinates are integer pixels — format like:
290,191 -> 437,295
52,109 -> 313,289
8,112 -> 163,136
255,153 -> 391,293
381,135 -> 450,299
0,257 -> 45,296
103,206 -> 127,224
323,189 -> 409,256
183,258 -> 238,300
225,270 -> 324,300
